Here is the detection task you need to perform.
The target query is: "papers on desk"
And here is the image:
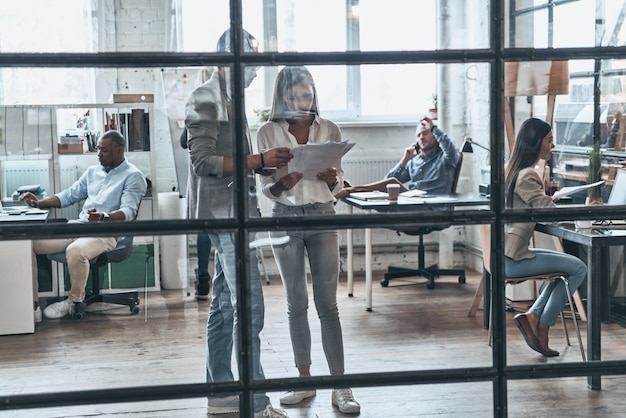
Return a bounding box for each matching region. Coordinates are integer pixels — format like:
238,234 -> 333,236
552,180 -> 604,200
399,189 -> 427,197
349,191 -> 389,201
411,196 -> 458,203
288,141 -> 355,179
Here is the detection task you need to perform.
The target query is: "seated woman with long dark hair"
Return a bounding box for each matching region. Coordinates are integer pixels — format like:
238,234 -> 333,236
505,117 -> 586,357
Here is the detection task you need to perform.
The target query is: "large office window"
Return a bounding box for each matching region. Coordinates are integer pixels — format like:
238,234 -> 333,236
180,0 -> 438,122
0,1 -> 94,104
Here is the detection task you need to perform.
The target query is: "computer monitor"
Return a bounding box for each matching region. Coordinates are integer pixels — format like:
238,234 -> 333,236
607,169 -> 626,205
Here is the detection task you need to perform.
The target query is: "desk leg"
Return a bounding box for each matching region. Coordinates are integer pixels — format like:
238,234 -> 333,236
483,268 -> 491,330
347,227 -> 354,297
587,245 -> 602,389
365,228 -> 372,311
346,205 -> 354,297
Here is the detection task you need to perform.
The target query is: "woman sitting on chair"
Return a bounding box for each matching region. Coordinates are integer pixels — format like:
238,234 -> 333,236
505,118 -> 587,357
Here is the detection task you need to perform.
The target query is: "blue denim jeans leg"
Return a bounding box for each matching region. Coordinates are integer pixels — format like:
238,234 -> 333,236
505,248 -> 586,326
206,232 -> 269,412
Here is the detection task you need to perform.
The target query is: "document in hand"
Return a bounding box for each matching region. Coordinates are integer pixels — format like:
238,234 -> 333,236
288,141 -> 355,179
551,180 -> 604,200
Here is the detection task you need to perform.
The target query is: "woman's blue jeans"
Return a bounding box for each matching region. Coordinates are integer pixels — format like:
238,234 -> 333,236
270,202 -> 345,375
505,248 -> 586,326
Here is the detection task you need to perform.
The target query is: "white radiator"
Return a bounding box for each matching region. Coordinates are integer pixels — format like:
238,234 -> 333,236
2,163 -> 78,218
342,157 -> 397,186
3,167 -> 50,199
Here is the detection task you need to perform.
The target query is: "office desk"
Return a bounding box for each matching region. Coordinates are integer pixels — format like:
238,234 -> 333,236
343,194 -> 489,311
0,209 -> 49,335
535,222 -> 626,389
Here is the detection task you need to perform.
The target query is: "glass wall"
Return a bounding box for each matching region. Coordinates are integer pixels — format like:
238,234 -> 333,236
2,1 -> 626,417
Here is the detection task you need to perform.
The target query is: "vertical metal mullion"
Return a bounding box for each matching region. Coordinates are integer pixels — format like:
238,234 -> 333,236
492,0 -> 508,416
229,1 -> 254,416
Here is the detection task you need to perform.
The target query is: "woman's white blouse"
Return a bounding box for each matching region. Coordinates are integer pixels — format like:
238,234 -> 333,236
256,115 -> 344,206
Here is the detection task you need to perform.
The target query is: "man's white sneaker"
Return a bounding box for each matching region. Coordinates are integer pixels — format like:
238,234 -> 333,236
206,395 -> 239,414
279,390 -> 316,405
332,388 -> 361,414
34,306 -> 42,323
43,299 -> 75,319
254,404 -> 288,418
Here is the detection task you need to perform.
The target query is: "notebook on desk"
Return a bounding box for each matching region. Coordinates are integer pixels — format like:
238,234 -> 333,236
349,191 -> 389,201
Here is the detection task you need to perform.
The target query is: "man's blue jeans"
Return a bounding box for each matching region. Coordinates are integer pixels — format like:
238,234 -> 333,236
206,232 -> 269,412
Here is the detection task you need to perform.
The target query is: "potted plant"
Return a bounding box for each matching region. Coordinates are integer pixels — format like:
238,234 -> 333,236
586,140 -> 603,205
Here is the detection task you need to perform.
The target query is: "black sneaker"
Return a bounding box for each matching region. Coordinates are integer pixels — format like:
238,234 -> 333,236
195,277 -> 210,300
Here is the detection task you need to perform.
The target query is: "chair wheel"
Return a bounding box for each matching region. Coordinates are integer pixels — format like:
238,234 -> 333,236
131,306 -> 140,314
72,303 -> 86,320
459,275 -> 466,284
426,282 -> 435,290
380,278 -> 389,287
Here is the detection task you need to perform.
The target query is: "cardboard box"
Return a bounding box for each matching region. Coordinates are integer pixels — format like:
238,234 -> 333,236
112,93 -> 154,103
58,143 -> 84,154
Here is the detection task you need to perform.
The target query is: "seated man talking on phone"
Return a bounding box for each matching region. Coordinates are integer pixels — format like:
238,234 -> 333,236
385,116 -> 459,193
334,116 -> 459,199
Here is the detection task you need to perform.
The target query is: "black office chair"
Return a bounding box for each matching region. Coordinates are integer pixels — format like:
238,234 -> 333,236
380,150 -> 466,289
47,235 -> 140,320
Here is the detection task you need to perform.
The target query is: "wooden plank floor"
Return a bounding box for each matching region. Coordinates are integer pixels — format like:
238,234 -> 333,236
2,270 -> 626,417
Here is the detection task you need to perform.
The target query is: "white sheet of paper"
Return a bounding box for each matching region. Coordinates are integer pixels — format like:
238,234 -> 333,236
552,180 -> 604,200
288,141 -> 355,179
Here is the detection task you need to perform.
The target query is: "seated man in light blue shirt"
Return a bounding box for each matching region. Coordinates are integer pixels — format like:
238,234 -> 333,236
385,116 -> 459,194
20,130 -> 147,320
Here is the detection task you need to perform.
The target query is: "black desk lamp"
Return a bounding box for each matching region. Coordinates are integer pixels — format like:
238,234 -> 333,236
461,137 -> 491,195
461,137 -> 489,153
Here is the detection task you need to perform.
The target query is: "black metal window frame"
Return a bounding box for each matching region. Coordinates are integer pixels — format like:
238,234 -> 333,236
3,1 -> 626,417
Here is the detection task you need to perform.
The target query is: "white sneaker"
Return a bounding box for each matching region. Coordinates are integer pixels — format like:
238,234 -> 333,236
34,306 -> 42,323
206,395 -> 239,414
254,404 -> 288,418
279,390 -> 316,405
332,388 -> 360,414
43,299 -> 75,319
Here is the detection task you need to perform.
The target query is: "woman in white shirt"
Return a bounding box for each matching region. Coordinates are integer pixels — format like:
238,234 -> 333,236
257,66 -> 360,414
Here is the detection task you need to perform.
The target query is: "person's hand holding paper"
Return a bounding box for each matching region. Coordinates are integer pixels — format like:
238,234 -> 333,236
288,140 -> 354,179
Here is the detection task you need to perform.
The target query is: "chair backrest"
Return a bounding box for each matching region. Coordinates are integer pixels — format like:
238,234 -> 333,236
450,150 -> 463,194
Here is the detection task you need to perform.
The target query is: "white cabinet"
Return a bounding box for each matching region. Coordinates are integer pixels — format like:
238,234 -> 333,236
0,104 -> 160,296
0,241 -> 34,335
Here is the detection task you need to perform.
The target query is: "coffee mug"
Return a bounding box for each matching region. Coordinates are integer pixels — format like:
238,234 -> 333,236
387,183 -> 401,201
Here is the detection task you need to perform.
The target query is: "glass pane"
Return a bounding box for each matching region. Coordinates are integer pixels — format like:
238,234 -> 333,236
1,68 -> 93,105
0,0 -> 92,53
361,64 -> 436,117
507,0 -> 596,48
273,0 -> 346,52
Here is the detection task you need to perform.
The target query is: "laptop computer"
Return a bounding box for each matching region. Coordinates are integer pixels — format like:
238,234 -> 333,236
607,169 -> 626,206
596,169 -> 626,227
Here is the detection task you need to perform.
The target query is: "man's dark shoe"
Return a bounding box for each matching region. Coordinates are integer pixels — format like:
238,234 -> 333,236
195,269 -> 211,300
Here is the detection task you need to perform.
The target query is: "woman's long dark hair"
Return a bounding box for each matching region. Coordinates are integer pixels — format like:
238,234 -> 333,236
504,118 -> 552,207
268,66 -> 319,121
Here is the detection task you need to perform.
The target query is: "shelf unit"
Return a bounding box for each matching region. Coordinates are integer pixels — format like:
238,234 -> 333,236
0,103 -> 160,297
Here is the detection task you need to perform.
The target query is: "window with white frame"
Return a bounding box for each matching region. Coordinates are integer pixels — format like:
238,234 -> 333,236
0,0 -> 94,105
180,0 -> 437,123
